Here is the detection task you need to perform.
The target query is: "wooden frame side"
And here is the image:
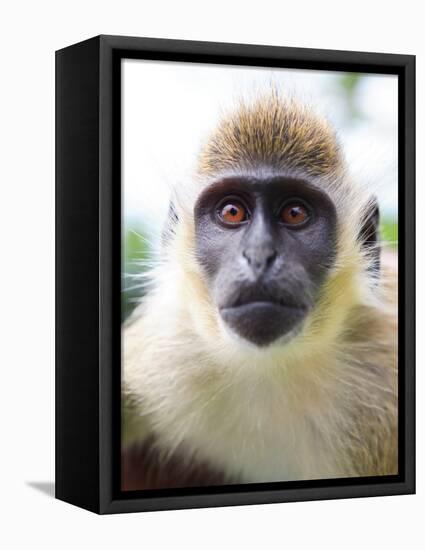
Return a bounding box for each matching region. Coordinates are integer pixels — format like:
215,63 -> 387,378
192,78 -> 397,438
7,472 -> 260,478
55,36 -> 101,513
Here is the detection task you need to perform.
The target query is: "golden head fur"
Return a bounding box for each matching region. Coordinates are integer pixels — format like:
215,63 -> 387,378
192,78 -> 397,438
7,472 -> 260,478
198,91 -> 343,179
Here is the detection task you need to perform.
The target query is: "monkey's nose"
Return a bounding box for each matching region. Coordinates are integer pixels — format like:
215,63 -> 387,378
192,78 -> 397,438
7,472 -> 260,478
242,246 -> 277,277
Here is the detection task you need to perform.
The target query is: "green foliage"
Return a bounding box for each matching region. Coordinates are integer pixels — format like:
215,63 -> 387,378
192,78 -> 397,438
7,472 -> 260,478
335,73 -> 364,122
380,218 -> 398,248
122,225 -> 151,321
338,73 -> 362,95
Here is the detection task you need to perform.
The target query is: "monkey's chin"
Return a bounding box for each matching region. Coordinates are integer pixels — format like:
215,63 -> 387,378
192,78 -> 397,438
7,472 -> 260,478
219,301 -> 307,348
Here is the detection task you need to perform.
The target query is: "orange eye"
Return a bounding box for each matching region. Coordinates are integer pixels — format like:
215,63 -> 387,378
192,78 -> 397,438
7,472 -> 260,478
280,202 -> 309,225
219,201 -> 248,224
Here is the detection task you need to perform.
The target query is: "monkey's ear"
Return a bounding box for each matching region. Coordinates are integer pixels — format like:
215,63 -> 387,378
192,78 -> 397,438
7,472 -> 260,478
161,200 -> 179,247
358,197 -> 380,274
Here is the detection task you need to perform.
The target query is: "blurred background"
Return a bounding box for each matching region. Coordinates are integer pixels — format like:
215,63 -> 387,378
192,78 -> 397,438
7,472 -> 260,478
122,60 -> 398,319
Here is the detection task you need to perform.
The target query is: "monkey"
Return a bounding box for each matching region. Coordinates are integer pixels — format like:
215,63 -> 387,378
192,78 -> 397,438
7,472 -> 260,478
122,90 -> 398,491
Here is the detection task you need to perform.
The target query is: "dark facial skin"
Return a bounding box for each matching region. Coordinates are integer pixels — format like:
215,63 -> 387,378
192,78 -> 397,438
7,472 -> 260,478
193,175 -> 338,347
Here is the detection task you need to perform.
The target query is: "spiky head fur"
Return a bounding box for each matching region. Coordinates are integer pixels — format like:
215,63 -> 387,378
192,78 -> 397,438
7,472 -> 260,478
123,91 -> 398,483
198,91 -> 342,178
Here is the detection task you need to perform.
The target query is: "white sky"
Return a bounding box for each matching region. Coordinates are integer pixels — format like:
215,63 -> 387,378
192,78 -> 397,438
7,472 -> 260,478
122,59 -> 398,243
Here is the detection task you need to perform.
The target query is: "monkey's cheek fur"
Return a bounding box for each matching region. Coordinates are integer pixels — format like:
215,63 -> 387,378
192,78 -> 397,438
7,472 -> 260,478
219,301 -> 308,347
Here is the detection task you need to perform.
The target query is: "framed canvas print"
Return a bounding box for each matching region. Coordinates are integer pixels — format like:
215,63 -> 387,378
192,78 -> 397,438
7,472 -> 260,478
56,35 -> 415,514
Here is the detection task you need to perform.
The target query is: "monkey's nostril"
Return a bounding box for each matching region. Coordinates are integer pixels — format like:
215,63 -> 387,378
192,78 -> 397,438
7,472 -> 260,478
266,250 -> 277,266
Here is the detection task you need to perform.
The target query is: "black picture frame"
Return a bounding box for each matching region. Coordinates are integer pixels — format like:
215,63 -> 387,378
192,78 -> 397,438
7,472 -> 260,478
56,35 -> 415,514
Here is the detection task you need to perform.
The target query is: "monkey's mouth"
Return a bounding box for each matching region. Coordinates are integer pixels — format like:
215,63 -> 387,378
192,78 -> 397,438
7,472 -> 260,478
219,300 -> 308,347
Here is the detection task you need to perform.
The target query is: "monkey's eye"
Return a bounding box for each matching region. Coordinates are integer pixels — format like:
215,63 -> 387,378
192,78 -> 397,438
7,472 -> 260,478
217,199 -> 249,225
280,201 -> 310,226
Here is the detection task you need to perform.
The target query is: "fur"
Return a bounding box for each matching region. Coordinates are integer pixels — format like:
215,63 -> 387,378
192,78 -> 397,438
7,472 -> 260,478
122,92 -> 398,486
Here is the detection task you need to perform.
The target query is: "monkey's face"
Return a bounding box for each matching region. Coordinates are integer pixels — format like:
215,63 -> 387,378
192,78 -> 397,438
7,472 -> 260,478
194,174 -> 337,347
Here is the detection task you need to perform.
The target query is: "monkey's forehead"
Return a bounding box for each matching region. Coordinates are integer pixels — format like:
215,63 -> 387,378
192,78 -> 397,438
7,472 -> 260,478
197,94 -> 344,180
